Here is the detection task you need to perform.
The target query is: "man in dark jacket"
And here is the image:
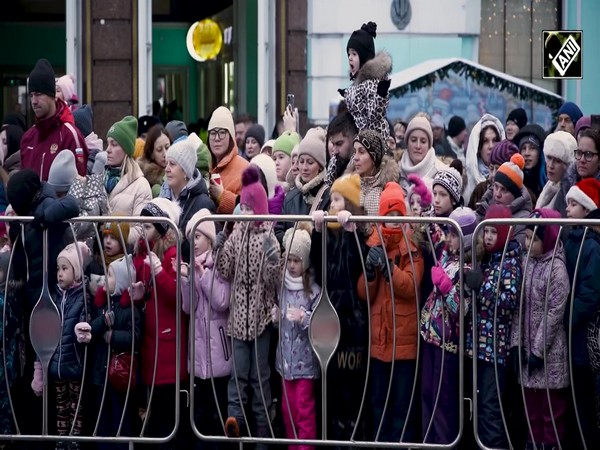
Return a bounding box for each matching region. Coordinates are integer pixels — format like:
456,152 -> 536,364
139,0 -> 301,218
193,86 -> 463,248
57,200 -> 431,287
20,59 -> 89,181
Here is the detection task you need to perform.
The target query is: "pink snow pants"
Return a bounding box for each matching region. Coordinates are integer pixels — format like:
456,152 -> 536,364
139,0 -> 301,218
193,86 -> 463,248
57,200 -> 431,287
281,378 -> 317,450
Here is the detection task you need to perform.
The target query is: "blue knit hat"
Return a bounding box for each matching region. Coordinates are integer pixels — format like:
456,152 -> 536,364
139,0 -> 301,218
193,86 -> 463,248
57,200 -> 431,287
558,102 -> 583,125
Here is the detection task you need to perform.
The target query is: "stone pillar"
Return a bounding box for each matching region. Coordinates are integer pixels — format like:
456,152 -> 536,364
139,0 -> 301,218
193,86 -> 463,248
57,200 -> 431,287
82,0 -> 137,138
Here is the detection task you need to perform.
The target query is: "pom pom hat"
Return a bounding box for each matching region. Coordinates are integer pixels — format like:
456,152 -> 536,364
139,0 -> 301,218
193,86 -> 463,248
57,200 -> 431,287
240,165 -> 269,215
347,22 -> 377,67
566,178 -> 600,213
283,224 -> 312,272
495,153 -> 525,198
433,167 -> 463,205
407,174 -> 432,208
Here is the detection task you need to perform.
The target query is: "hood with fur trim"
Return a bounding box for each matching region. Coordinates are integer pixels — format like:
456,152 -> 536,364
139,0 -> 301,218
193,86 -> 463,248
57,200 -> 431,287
354,51 -> 392,84
138,157 -> 165,188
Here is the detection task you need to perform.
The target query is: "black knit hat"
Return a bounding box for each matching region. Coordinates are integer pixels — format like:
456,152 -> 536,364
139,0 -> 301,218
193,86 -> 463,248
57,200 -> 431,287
347,22 -> 377,67
7,169 -> 42,216
138,115 -> 161,137
28,59 -> 56,97
506,108 -> 528,129
447,116 -> 466,138
73,105 -> 93,137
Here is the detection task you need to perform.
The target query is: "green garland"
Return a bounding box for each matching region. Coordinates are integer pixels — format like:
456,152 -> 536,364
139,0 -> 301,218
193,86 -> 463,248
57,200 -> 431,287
390,60 -> 563,114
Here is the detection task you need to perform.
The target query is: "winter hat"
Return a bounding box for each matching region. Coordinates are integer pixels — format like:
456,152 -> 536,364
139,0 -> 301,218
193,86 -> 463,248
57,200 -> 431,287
166,135 -> 198,180
240,165 -> 269,215
6,169 -> 42,216
245,124 -> 265,148
354,129 -> 385,168
208,106 -> 236,142
166,120 -> 188,142
2,113 -> 26,132
490,140 -> 519,166
484,205 -> 512,253
109,255 -> 136,297
379,182 -> 407,217
405,116 -> 433,149
48,150 -> 77,194
73,105 -> 93,137
449,207 -> 478,251
283,225 -> 312,272
558,101 -> 583,125
566,178 -> 600,213
185,208 -> 216,245
347,22 -> 377,67
273,131 -> 301,157
544,131 -> 577,165
107,116 -> 138,157
251,154 -> 277,198
331,174 -> 361,208
433,167 -> 463,205
56,74 -> 76,103
506,108 -> 528,129
495,153 -> 525,198
575,116 -> 591,137
297,127 -> 327,169
57,242 -> 92,282
431,114 -> 444,130
197,142 -> 211,174
528,209 -> 561,254
407,174 -> 432,207
514,124 -> 546,152
447,116 -> 466,138
103,218 -> 130,246
261,139 -> 275,154
137,115 -> 160,137
28,59 -> 56,97
141,197 -> 181,236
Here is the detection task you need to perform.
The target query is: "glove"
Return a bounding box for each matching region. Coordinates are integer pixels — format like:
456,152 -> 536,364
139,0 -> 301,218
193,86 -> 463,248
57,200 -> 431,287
30,209 -> 45,230
92,151 -> 108,175
214,231 -> 227,251
528,354 -> 544,376
312,210 -> 326,232
377,79 -> 391,97
270,305 -> 280,323
31,361 -> 43,396
365,246 -> 386,282
337,210 -> 355,232
337,88 -> 347,98
286,306 -> 305,323
431,264 -> 453,295
262,239 -> 279,264
144,251 -> 162,275
130,281 -> 145,302
104,310 -> 115,328
74,322 -> 92,344
464,268 -> 483,291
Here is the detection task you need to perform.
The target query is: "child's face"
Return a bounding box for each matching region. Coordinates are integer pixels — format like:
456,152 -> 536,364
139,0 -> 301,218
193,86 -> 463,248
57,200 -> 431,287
566,199 -> 589,219
448,231 -> 461,253
483,226 -> 498,252
57,257 -> 75,290
493,182 -> 515,206
348,48 -> 360,76
240,204 -> 254,215
433,185 -> 453,217
287,254 -> 304,278
329,191 -> 346,215
525,229 -> 544,257
143,223 -> 160,242
385,210 -> 403,229
107,266 -> 117,295
410,194 -> 422,216
103,234 -> 122,257
194,230 -> 211,256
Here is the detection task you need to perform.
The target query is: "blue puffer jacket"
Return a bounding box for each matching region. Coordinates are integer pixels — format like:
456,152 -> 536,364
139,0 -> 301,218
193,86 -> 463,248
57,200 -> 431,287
48,283 -> 89,380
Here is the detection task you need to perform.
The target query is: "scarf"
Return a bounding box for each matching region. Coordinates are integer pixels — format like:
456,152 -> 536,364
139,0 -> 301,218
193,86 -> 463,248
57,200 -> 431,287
284,271 -> 305,291
104,251 -> 124,267
294,170 -> 327,205
535,180 -> 561,209
104,166 -> 122,194
360,171 -> 382,217
477,158 -> 490,178
400,148 -> 438,180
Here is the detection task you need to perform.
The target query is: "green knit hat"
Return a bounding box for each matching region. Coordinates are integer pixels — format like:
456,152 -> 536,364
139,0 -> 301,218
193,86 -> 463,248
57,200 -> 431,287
273,131 -> 301,157
107,115 -> 138,157
197,142 -> 211,175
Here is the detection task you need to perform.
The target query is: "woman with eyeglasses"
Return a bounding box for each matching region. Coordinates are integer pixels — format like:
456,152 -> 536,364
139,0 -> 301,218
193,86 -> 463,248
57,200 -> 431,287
206,106 -> 249,214
554,128 -> 600,217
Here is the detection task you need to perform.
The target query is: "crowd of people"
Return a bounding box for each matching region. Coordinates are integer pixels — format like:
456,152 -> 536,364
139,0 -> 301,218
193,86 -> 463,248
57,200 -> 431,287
0,20 -> 600,450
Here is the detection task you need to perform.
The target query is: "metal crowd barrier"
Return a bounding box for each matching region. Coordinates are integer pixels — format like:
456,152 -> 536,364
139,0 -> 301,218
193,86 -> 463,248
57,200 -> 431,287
0,214 -> 595,449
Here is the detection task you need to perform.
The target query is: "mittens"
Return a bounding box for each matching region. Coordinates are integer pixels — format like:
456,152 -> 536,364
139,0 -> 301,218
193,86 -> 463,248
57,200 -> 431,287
377,79 -> 391,97
431,264 -> 453,295
31,361 -> 43,396
337,88 -> 347,98
92,151 -> 108,175
365,246 -> 386,282
337,210 -> 355,232
104,311 -> 115,328
74,322 -> 92,344
262,239 -> 279,264
130,281 -> 146,302
214,231 -> 227,251
312,210 -> 326,233
464,268 -> 484,291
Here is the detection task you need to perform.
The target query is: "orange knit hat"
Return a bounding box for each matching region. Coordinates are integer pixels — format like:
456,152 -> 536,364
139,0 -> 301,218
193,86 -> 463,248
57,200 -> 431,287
494,153 -> 525,198
379,182 -> 407,216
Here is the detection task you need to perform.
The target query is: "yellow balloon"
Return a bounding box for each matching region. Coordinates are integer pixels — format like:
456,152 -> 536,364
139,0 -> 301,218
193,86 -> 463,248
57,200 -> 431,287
190,19 -> 223,62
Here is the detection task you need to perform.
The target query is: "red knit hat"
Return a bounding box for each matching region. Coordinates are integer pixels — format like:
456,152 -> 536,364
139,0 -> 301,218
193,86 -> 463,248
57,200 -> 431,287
566,178 -> 600,213
484,204 -> 512,253
379,182 -> 407,217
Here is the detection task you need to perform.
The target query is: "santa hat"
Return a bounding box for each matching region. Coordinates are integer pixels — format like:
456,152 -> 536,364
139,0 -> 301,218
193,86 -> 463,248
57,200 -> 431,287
566,178 -> 600,213
141,197 -> 181,236
283,224 -> 312,272
544,131 -> 577,165
240,165 -> 269,215
185,208 -> 216,245
495,153 -> 525,198
484,205 -> 513,253
379,182 -> 407,217
57,242 -> 92,282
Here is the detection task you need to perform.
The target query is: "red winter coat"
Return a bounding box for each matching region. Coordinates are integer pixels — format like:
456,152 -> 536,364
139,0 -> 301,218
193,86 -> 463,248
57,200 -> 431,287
135,244 -> 188,386
20,99 -> 88,180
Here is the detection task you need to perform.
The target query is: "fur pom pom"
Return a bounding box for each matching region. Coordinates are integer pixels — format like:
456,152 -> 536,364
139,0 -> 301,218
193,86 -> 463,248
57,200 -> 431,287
450,158 -> 463,176
242,165 -> 261,187
362,21 -> 377,38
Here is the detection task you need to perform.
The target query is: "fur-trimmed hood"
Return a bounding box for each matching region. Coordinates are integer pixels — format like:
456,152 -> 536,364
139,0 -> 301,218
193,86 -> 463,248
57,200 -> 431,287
138,157 -> 165,188
345,154 -> 399,186
354,51 -> 392,84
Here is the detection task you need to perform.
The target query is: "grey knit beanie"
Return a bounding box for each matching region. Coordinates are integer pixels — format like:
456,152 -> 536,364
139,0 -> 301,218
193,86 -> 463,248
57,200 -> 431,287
48,150 -> 77,194
166,135 -> 198,180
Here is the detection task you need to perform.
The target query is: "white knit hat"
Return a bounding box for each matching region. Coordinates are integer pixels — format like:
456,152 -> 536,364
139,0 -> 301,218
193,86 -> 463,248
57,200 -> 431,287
207,106 -> 235,142
109,255 -> 135,296
141,197 -> 181,235
405,116 -> 434,148
261,139 -> 275,154
544,130 -> 577,165
166,135 -> 198,180
297,127 -> 327,169
57,242 -> 92,282
185,208 -> 216,244
283,227 -> 312,272
250,153 -> 277,198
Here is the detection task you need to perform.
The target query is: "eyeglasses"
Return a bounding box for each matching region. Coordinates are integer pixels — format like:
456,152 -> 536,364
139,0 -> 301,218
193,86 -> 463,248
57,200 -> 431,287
574,149 -> 599,162
209,129 -> 228,140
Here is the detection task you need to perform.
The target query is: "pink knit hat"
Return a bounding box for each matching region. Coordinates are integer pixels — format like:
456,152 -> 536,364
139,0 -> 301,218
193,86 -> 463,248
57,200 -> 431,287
407,173 -> 432,207
56,74 -> 76,103
240,166 -> 269,215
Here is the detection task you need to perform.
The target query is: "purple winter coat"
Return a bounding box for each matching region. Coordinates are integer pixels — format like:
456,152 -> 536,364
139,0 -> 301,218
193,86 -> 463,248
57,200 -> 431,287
510,247 -> 570,389
182,251 -> 232,379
